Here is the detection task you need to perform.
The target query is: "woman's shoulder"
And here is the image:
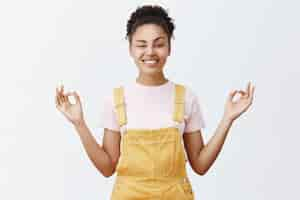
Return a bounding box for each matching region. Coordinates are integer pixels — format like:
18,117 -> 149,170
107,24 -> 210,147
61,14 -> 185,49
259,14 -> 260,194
172,82 -> 199,102
102,81 -> 133,104
102,82 -> 125,102
105,81 -> 130,94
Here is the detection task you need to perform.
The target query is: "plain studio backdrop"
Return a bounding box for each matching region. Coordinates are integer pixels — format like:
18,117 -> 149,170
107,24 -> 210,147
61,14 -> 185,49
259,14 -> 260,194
0,0 -> 299,199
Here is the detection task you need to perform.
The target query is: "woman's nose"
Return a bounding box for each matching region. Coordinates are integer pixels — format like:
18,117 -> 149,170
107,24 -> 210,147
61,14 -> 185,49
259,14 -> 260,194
145,46 -> 155,55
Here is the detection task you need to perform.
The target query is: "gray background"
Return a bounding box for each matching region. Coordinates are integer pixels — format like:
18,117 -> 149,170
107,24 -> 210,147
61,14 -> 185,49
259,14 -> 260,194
0,0 -> 299,199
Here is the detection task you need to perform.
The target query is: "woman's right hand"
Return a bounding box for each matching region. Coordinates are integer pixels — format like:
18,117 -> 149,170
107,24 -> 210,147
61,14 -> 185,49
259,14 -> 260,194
55,84 -> 85,127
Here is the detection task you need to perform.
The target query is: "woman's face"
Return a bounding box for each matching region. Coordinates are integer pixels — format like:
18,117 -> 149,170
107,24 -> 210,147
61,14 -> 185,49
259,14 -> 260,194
129,24 -> 170,76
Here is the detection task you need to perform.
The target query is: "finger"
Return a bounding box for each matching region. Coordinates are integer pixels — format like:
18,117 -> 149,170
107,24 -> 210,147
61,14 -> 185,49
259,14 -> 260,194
62,93 -> 68,103
73,91 -> 81,105
63,92 -> 74,105
57,85 -> 63,102
238,90 -> 249,99
246,81 -> 251,96
238,90 -> 246,95
60,85 -> 66,102
61,85 -> 69,103
65,91 -> 78,104
55,94 -> 60,107
249,84 -> 255,102
228,89 -> 238,101
61,84 -> 64,94
56,86 -> 63,105
66,92 -> 78,104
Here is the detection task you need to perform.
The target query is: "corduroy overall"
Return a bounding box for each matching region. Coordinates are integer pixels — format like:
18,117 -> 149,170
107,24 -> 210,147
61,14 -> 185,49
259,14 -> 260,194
111,84 -> 194,200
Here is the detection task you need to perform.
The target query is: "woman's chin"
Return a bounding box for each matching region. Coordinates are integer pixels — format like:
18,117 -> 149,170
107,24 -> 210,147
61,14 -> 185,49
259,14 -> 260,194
141,66 -> 162,74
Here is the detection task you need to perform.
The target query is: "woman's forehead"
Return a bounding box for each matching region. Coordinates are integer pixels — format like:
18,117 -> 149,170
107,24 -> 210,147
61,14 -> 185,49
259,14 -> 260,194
132,24 -> 168,41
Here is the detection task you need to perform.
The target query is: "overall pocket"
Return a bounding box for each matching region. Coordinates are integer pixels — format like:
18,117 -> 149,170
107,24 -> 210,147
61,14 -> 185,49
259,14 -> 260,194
119,137 -> 154,177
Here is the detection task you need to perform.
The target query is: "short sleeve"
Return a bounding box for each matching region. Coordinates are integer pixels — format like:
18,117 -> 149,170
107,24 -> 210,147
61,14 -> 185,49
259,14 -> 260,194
98,92 -> 120,132
184,93 -> 206,133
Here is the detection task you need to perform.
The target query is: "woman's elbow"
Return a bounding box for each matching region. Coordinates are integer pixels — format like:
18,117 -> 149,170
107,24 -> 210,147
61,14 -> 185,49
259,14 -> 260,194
101,169 -> 115,178
98,159 -> 118,177
192,168 -> 206,176
191,164 -> 208,176
103,172 -> 114,178
197,169 -> 207,176
97,165 -> 116,178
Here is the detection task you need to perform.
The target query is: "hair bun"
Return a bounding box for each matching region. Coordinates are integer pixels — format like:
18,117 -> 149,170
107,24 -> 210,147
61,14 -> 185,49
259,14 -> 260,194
126,5 -> 175,42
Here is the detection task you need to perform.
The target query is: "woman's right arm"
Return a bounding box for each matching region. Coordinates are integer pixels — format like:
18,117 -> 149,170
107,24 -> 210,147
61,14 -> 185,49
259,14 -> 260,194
55,85 -> 120,177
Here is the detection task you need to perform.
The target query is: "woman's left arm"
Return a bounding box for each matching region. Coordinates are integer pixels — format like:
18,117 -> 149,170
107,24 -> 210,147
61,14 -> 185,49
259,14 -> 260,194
183,82 -> 255,175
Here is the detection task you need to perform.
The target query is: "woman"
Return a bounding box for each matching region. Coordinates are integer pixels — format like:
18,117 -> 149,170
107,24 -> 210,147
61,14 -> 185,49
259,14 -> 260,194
55,5 -> 255,200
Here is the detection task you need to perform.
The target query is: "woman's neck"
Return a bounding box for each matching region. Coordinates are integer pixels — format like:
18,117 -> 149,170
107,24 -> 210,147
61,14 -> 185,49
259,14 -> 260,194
136,73 -> 168,86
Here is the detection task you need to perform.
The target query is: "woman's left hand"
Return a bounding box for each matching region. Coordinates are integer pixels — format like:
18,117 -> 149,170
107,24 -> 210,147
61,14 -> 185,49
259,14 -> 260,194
223,82 -> 255,122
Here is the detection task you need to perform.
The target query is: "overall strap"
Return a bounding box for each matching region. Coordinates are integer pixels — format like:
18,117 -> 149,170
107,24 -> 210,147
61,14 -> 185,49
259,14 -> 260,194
113,86 -> 127,127
173,84 -> 186,123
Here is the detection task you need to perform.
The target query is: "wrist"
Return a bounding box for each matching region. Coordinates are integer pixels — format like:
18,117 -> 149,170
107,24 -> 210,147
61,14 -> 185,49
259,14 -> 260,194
73,120 -> 86,129
221,116 -> 234,125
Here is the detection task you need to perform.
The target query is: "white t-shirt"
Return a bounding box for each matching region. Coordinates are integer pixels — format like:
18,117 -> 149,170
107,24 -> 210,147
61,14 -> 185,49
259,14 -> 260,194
99,80 -> 206,135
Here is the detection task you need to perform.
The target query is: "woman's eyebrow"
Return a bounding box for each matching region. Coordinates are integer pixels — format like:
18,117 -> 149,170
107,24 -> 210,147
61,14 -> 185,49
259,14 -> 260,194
135,36 -> 166,43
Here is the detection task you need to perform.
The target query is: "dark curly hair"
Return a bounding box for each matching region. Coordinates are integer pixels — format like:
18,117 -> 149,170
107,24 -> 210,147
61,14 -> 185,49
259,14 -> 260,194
126,5 -> 175,45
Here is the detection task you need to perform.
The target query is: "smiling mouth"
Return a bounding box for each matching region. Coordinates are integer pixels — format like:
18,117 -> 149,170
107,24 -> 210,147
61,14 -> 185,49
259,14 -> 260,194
141,59 -> 159,64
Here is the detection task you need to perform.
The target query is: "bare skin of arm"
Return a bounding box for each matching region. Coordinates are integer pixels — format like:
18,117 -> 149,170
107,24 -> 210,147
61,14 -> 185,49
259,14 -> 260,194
74,123 -> 121,177
184,82 -> 255,175
183,118 -> 233,175
55,85 -> 120,177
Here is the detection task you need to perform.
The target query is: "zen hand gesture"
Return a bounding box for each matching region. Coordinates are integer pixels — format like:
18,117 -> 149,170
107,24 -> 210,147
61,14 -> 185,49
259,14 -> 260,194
55,85 -> 84,126
223,82 -> 255,122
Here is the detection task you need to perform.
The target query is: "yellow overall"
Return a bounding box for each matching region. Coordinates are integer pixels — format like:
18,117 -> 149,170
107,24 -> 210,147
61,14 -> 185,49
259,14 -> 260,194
111,84 -> 194,200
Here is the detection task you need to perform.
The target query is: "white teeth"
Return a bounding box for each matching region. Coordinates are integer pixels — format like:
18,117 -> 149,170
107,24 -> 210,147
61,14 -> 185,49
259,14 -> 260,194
143,60 -> 158,64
